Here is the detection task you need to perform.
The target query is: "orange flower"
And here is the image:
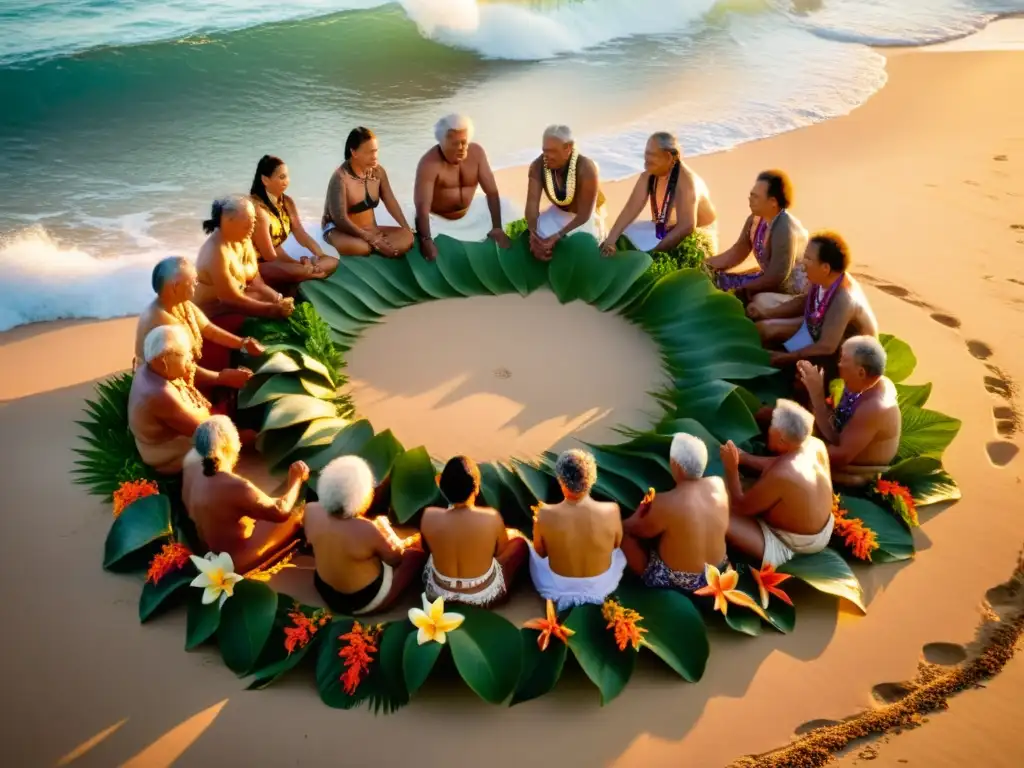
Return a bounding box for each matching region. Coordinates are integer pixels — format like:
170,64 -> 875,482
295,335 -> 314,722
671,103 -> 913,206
112,478 -> 160,518
693,564 -> 769,619
875,479 -> 919,528
832,495 -> 879,561
636,487 -> 656,517
601,598 -> 647,651
523,599 -> 575,651
338,621 -> 382,696
283,607 -> 330,655
145,542 -> 191,585
750,563 -> 793,609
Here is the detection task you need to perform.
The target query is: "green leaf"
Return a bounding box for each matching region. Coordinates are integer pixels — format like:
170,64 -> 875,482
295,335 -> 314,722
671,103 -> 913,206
448,605 -> 523,704
464,238 -> 518,295
898,405 -> 962,461
895,382 -> 932,409
302,279 -> 385,322
255,352 -> 301,376
305,419 -> 375,472
403,631 -> 444,696
406,245 -> 465,299
139,562 -> 196,623
239,373 -> 336,410
608,270 -> 658,314
372,620 -> 415,714
840,495 -> 916,562
547,232 -> 603,304
248,632 -> 321,690
615,585 -> 708,681
880,333 -> 917,383
337,255 -> 418,308
218,579 -> 278,675
497,236 -> 549,296
261,394 -> 338,432
434,236 -> 491,296
591,250 -> 654,312
358,429 -> 405,483
391,446 -> 441,523
723,605 -> 764,636
185,595 -> 221,650
660,382 -> 760,446
564,603 -> 635,705
779,549 -> 866,614
245,597 -> 325,690
316,618 -> 367,708
884,457 -> 961,507
360,255 -> 434,304
103,495 -> 173,571
318,265 -> 396,317
511,630 -> 569,706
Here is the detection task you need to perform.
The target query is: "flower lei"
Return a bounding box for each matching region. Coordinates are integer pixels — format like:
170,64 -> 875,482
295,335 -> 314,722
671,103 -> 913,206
831,494 -> 879,561
171,366 -> 212,412
543,146 -> 578,207
831,388 -> 863,433
805,277 -> 844,341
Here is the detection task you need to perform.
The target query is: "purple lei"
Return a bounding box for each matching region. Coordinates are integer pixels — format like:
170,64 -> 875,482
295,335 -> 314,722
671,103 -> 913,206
805,278 -> 843,341
649,162 -> 681,240
831,388 -> 864,432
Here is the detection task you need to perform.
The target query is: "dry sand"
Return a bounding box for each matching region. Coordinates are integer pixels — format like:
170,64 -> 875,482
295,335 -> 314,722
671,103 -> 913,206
2,40 -> 1024,768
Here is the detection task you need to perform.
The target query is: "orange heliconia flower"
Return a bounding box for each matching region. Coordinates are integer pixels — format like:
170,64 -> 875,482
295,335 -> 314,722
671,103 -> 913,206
338,621 -> 382,696
112,479 -> 160,518
601,598 -> 647,652
875,479 -> 919,528
523,599 -> 575,652
693,564 -> 768,619
145,542 -> 192,585
750,563 -> 793,610
832,494 -> 879,561
283,607 -> 331,655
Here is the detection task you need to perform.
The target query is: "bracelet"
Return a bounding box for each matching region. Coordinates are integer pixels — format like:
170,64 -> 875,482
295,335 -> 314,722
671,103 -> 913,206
240,336 -> 254,351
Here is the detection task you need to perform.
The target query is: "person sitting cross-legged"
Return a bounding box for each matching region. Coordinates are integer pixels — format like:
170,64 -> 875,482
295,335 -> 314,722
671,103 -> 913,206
529,449 -> 627,610
420,456 -> 528,608
304,456 -> 426,615
621,433 -> 730,593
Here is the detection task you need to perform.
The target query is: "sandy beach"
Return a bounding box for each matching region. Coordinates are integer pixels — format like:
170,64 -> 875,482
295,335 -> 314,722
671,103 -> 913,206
2,38 -> 1024,768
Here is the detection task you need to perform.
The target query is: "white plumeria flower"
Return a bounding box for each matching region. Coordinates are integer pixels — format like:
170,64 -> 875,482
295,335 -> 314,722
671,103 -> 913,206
189,552 -> 243,607
408,593 -> 464,646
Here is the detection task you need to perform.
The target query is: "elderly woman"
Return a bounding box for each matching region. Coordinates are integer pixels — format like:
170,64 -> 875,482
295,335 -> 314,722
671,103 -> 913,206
304,456 -> 427,614
600,132 -> 718,258
128,325 -> 212,475
250,155 -> 337,284
182,416 -> 306,574
321,127 -> 415,259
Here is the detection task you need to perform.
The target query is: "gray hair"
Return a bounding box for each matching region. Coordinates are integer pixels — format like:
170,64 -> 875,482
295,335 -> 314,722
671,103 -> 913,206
318,455 -> 375,518
555,449 -> 597,497
434,113 -> 474,143
669,433 -> 708,479
771,399 -> 814,446
143,324 -> 190,364
202,194 -> 254,234
543,124 -> 573,143
650,131 -> 681,156
844,335 -> 887,378
194,416 -> 240,474
152,256 -> 190,295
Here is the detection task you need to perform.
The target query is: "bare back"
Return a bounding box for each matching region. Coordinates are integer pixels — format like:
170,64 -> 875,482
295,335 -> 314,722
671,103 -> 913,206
127,366 -> 207,474
651,163 -> 716,229
847,377 -> 901,466
536,498 -> 622,578
303,502 -> 391,593
420,505 -> 503,579
421,143 -> 483,219
761,437 -> 834,535
653,478 -> 729,573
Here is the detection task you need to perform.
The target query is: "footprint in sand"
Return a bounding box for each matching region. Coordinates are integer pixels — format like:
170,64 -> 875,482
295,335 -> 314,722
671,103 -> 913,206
1010,278 -> 1024,287
793,719 -> 841,735
872,681 -> 916,704
1011,224 -> 1024,230
967,339 -> 993,360
994,155 -> 1008,161
931,312 -> 962,329
985,581 -> 1019,615
922,642 -> 968,666
986,441 -> 1020,467
984,374 -> 1013,399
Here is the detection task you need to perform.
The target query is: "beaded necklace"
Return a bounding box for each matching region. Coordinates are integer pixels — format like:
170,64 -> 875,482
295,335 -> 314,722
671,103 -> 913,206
649,161 -> 681,240
171,363 -> 212,412
831,387 -> 863,433
805,277 -> 844,341
543,147 -> 578,207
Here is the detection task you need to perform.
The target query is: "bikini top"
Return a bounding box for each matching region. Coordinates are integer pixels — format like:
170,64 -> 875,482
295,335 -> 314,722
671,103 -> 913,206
344,163 -> 380,214
253,195 -> 292,250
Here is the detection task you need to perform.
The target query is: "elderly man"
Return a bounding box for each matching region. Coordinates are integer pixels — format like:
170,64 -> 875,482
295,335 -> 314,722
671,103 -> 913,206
183,417 -> 306,574
413,114 -> 511,260
706,170 -> 808,305
600,132 -> 718,258
749,232 -> 878,369
621,433 -> 730,593
529,449 -> 626,610
128,325 -> 212,475
720,399 -> 835,568
304,455 -> 427,615
798,335 -> 902,486
420,456 -> 528,607
524,125 -> 606,261
134,257 -> 265,391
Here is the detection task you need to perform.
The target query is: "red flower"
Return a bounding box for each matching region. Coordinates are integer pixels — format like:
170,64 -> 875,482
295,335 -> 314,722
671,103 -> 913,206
601,598 -> 647,651
338,621 -> 382,695
875,479 -> 919,528
145,542 -> 191,584
112,479 -> 160,518
283,608 -> 330,655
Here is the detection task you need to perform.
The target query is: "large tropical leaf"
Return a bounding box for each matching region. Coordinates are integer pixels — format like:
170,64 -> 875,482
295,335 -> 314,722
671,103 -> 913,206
779,549 -> 866,614
403,630 -> 444,696
883,457 -> 961,507
406,246 -> 466,300
511,628 -> 569,706
448,606 -> 523,704
185,594 -> 221,650
464,238 -> 518,295
139,560 -> 196,623
880,334 -> 916,383
103,495 -> 173,571
547,232 -> 604,304
357,254 -> 434,304
245,596 -> 325,690
390,446 -> 441,523
895,382 -> 932,409
333,256 -> 418,309
218,579 -> 278,675
497,236 -> 549,296
434,236 -> 491,296
591,250 -> 654,312
840,495 -> 916,562
658,381 -> 760,446
255,352 -> 301,376
317,618 -> 411,713
262,394 -> 339,433
564,603 -> 635,705
615,584 -> 709,681
358,429 -> 405,483
897,405 -> 962,461
239,373 -> 335,410
305,419 -> 375,472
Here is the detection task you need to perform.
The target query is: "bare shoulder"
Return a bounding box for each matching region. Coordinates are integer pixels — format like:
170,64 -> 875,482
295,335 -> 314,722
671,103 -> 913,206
469,142 -> 489,161
528,156 -> 544,178
416,148 -> 441,172
598,499 -> 622,517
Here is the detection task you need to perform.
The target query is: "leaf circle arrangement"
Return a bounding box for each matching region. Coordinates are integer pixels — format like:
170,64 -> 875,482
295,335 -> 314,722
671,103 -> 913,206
78,233 -> 964,711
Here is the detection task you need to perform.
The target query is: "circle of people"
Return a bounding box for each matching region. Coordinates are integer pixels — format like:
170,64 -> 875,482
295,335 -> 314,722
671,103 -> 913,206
128,113 -> 901,615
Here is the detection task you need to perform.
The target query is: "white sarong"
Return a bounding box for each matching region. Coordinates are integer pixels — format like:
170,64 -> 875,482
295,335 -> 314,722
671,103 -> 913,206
382,194 -> 518,243
758,515 -> 835,568
353,562 -> 394,615
529,546 -> 627,611
535,205 -> 608,241
623,220 -> 720,254
423,555 -> 507,607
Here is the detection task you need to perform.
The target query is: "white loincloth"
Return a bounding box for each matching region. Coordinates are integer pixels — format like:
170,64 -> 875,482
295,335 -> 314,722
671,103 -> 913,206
353,562 -> 394,615
758,514 -> 835,568
623,220 -> 720,254
535,204 -> 607,241
529,546 -> 627,611
423,555 -> 506,607
783,321 -> 814,353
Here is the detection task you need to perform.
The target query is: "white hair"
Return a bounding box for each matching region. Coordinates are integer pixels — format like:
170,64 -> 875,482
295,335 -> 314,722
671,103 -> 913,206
650,131 -> 681,156
844,335 -> 887,378
193,416 -> 240,473
771,399 -> 814,446
318,455 -> 375,518
434,113 -> 474,143
669,433 -> 708,479
555,449 -> 597,497
543,124 -> 573,143
143,324 -> 190,364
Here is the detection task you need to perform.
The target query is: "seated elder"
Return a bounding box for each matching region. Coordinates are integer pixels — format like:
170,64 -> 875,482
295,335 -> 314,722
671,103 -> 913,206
749,232 -> 878,368
304,456 -> 427,615
250,155 -> 337,284
720,399 -> 835,568
413,114 -> 511,260
524,124 -> 607,261
182,417 -> 305,574
128,325 -> 212,475
193,195 -> 295,321
321,127 -> 415,259
706,170 -> 808,304
134,256 -> 264,391
798,335 -> 901,486
420,456 -> 528,607
530,449 -> 626,610
621,433 -> 730,593
599,132 -> 718,258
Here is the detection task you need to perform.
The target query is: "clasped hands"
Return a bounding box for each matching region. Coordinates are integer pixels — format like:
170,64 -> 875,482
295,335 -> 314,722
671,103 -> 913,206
529,229 -> 561,261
